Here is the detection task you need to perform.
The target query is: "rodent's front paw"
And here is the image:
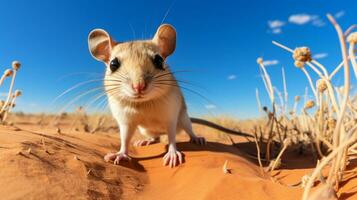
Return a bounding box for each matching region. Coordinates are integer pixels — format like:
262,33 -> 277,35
190,136 -> 206,146
104,152 -> 131,165
163,150 -> 183,168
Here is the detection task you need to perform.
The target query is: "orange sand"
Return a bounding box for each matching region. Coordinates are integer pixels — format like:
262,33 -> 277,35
0,123 -> 356,200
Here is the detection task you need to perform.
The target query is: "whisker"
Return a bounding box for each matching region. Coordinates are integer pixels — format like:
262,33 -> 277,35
83,87 -> 119,111
57,72 -> 103,81
152,82 -> 213,104
54,83 -> 120,116
153,70 -> 195,79
112,71 -> 129,80
160,0 -> 176,25
51,78 -> 123,105
154,79 -> 206,90
67,87 -> 119,132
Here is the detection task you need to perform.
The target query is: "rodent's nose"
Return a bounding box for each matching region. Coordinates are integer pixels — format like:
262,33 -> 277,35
132,82 -> 146,93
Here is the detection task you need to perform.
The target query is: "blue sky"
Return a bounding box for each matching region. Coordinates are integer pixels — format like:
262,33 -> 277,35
0,0 -> 356,119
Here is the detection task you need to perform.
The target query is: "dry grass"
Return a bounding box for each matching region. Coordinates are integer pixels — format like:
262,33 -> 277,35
0,61 -> 22,123
256,14 -> 357,199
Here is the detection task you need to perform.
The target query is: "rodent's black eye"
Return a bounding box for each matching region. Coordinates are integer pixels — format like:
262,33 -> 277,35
152,54 -> 164,70
109,58 -> 121,72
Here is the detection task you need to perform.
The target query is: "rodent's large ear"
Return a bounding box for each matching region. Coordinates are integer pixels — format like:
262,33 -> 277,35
152,24 -> 176,59
88,29 -> 116,63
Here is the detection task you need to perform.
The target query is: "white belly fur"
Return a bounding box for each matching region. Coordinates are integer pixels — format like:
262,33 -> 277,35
108,89 -> 184,138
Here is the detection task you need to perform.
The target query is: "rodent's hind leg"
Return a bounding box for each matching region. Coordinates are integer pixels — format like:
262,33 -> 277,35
180,112 -> 206,145
133,137 -> 160,146
134,126 -> 160,146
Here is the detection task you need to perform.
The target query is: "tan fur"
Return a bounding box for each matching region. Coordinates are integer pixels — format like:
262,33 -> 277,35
88,24 -> 204,167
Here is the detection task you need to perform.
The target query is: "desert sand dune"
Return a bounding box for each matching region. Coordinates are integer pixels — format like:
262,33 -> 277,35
0,122 -> 356,200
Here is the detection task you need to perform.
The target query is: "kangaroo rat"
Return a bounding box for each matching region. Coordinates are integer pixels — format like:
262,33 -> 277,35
88,24 -> 251,168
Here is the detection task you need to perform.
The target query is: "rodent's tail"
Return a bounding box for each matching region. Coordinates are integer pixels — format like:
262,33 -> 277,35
190,117 -> 253,138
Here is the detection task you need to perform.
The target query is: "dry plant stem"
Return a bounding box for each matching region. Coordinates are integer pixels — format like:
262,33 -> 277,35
273,117 -> 283,144
293,100 -> 299,114
253,133 -> 264,176
329,61 -> 344,79
335,87 -> 342,106
301,68 -> 318,102
326,14 -> 351,185
282,68 -> 288,113
265,106 -> 276,161
0,74 -> 7,87
329,57 -> 357,80
258,62 -> 275,103
311,60 -> 329,77
305,62 -> 325,79
337,38 -> 357,180
1,70 -> 16,112
3,95 -> 17,121
270,141 -> 288,171
350,42 -> 357,79
259,69 -> 272,102
315,93 -> 325,157
255,88 -> 262,113
302,132 -> 357,200
324,79 -> 341,115
274,87 -> 284,113
344,24 -> 357,37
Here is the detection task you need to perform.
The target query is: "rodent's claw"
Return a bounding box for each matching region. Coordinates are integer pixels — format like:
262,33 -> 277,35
104,152 -> 131,165
113,153 -> 131,165
133,139 -> 158,147
190,136 -> 206,146
104,152 -> 117,162
163,150 -> 183,168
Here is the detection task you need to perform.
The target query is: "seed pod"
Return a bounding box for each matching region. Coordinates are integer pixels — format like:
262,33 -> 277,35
295,96 -> 301,102
347,32 -> 357,43
14,90 -> 22,97
12,61 -> 21,71
256,57 -> 263,65
293,47 -> 312,62
294,60 -> 305,68
4,69 -> 13,77
304,100 -> 315,109
317,79 -> 327,93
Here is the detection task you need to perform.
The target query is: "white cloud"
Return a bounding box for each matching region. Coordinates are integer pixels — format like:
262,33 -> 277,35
263,59 -> 279,66
289,14 -> 315,25
268,13 -> 326,35
268,20 -> 285,34
289,14 -> 325,27
227,75 -> 237,80
272,28 -> 282,34
334,10 -> 345,19
205,104 -> 216,109
313,53 -> 328,59
268,20 -> 285,29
